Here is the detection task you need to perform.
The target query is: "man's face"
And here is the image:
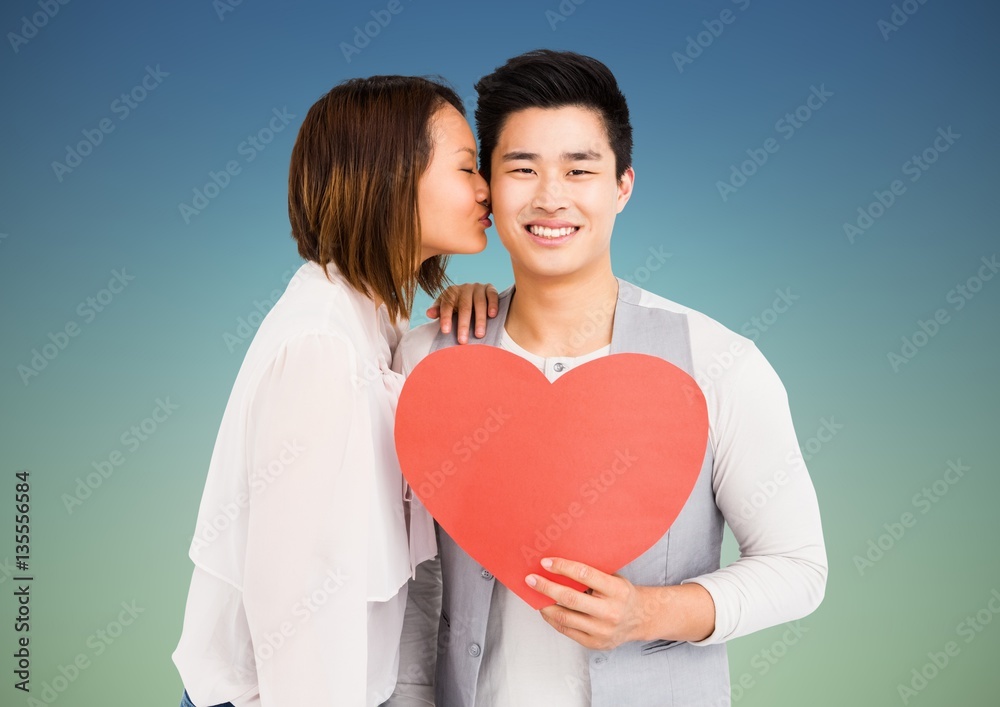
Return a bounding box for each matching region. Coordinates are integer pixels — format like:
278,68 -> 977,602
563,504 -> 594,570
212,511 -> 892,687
488,105 -> 634,281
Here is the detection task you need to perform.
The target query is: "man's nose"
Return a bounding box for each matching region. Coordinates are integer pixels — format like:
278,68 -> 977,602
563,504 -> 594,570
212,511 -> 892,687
531,177 -> 567,212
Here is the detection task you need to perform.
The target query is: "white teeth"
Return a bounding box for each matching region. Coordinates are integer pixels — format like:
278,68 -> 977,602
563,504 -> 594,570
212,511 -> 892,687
528,225 -> 577,238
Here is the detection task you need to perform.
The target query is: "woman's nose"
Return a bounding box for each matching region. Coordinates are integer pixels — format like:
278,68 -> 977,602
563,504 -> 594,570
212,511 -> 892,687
475,173 -> 490,205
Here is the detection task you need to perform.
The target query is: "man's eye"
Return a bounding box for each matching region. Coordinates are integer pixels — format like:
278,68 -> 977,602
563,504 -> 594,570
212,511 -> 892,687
511,168 -> 534,174
568,170 -> 591,176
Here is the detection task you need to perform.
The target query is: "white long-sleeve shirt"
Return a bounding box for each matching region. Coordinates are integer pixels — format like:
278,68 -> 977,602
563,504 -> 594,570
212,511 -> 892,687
172,261 -> 436,706
390,283 -> 828,704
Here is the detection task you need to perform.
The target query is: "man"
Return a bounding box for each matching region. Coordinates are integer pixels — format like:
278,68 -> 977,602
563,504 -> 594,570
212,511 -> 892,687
389,50 -> 827,707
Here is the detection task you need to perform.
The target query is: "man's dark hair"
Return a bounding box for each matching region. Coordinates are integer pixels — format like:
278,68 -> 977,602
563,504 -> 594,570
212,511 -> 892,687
474,49 -> 633,182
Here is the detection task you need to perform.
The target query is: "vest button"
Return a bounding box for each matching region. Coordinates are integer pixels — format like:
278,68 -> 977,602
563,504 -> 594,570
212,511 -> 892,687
481,569 -> 493,580
468,643 -> 482,657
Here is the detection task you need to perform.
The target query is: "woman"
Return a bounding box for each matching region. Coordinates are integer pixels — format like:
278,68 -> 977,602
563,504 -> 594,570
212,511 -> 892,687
173,76 -> 498,706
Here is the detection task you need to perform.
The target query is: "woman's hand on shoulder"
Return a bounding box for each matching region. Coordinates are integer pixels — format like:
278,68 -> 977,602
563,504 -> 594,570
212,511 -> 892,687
426,283 -> 499,344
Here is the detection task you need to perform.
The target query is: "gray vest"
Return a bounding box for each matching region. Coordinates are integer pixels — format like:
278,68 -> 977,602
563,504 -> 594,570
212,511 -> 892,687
429,278 -> 730,707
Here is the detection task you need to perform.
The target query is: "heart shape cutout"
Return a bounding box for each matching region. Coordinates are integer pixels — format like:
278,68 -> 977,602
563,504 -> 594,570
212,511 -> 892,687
395,345 -> 708,609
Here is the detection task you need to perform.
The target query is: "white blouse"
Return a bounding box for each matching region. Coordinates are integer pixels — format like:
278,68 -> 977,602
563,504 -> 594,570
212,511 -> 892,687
172,261 -> 436,706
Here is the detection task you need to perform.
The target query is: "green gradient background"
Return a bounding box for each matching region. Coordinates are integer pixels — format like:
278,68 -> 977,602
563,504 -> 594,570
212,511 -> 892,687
1,0 -> 998,705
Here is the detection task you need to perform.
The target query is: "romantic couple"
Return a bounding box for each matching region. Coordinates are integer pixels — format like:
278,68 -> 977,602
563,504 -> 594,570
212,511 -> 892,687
172,50 -> 828,707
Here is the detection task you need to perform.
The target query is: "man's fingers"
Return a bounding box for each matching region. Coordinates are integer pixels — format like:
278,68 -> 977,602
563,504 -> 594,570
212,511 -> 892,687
540,558 -> 621,597
539,606 -> 601,648
526,573 -> 602,616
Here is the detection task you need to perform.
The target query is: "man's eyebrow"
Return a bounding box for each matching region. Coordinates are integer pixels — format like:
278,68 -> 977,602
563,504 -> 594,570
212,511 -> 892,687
500,150 -> 602,161
501,151 -> 538,161
563,150 -> 601,161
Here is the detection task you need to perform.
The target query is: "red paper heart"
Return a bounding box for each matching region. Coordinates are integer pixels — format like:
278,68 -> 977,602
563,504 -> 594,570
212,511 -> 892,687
395,345 -> 708,609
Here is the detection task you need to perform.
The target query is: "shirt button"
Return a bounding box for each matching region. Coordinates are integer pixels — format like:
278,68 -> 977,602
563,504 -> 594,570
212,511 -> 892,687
469,643 -> 482,657
481,569 -> 493,580
553,362 -> 566,372
594,655 -> 607,664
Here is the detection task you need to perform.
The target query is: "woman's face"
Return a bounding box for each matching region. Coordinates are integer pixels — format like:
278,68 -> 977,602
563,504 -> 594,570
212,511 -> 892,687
417,104 -> 491,261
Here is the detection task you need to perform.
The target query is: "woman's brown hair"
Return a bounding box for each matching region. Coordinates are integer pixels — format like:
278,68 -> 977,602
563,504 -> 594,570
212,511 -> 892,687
288,75 -> 464,320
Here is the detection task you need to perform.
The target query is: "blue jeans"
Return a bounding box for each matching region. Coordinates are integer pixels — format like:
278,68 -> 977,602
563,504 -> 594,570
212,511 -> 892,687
180,689 -> 235,707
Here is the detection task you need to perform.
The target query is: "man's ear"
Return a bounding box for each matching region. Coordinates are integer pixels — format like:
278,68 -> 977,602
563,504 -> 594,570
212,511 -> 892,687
616,167 -> 635,213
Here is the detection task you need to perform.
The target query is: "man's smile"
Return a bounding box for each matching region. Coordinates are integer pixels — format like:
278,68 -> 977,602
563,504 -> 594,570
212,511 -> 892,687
524,220 -> 581,244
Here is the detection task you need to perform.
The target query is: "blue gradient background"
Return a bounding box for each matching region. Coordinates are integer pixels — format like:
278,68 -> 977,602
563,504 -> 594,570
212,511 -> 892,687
1,0 -> 997,705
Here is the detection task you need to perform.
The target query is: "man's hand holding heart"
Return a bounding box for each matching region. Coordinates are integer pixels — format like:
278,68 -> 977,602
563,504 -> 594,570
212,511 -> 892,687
526,557 -> 717,649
